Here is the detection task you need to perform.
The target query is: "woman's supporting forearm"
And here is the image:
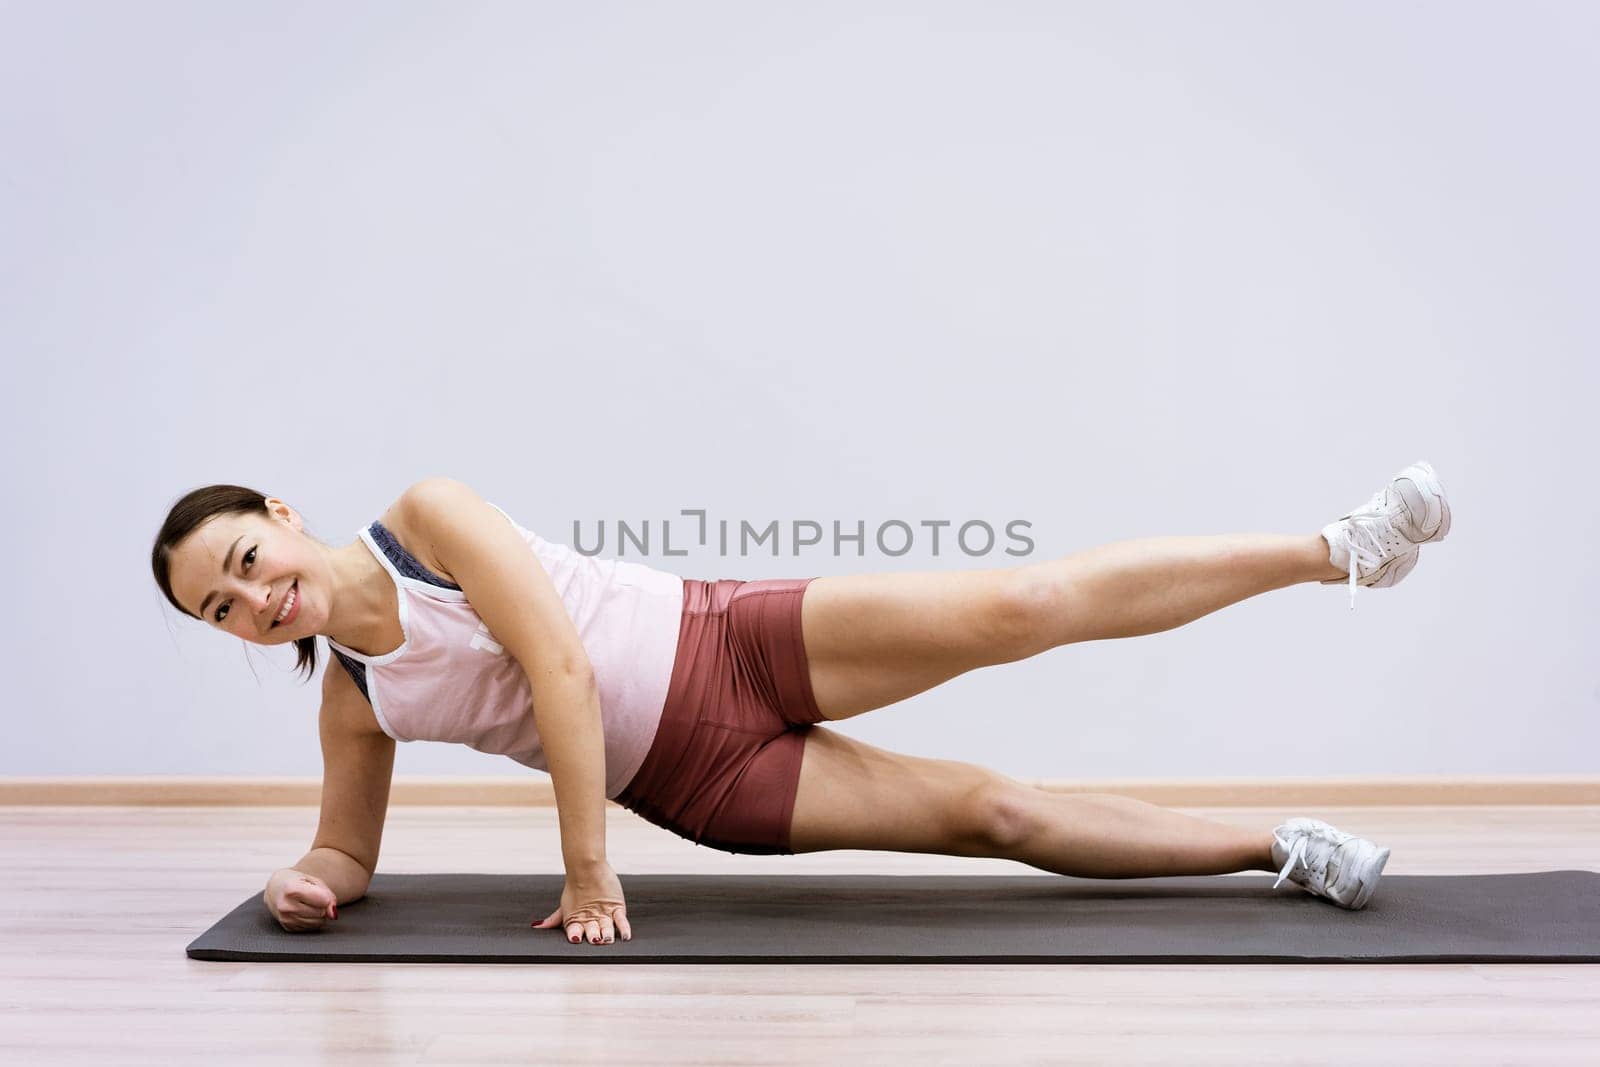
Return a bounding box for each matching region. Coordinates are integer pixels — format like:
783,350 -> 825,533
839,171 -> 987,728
532,669 -> 611,875
291,846 -> 371,902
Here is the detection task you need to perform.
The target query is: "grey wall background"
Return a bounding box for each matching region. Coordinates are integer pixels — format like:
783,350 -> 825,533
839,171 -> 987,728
3,1 -> 1595,779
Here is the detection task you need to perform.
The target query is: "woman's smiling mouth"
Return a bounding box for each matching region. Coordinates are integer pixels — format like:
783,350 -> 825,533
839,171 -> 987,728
271,580 -> 300,629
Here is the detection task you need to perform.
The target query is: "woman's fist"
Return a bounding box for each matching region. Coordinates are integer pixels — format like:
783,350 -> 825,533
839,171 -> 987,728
264,868 -> 339,932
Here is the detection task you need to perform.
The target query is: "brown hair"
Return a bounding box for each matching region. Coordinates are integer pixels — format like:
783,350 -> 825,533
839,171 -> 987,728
151,484 -> 318,682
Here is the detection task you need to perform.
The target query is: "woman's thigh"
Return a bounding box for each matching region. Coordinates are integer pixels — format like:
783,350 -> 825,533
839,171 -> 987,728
787,725 -> 1025,856
799,567 -> 1040,723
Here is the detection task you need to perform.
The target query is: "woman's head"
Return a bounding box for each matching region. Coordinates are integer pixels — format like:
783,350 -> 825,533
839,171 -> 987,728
152,484 -> 332,681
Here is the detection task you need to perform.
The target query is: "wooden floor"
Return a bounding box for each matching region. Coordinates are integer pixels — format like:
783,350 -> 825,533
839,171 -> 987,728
6,804 -> 1597,1065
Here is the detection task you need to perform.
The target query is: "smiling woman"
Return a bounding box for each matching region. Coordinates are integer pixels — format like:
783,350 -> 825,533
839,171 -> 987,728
150,462 -> 1445,946
150,484 -> 330,680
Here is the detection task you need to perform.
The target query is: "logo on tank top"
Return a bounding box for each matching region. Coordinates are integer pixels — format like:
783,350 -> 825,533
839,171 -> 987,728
468,621 -> 504,656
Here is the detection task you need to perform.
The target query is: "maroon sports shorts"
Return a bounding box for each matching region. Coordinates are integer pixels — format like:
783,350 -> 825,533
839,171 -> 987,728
615,577 -> 827,855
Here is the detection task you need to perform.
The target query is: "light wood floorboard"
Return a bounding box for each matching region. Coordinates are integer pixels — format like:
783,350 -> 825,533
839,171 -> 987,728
5,805 -> 1597,1065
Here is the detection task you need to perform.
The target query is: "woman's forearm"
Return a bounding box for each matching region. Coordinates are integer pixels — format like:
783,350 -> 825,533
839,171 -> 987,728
291,846 -> 371,902
532,670 -> 610,874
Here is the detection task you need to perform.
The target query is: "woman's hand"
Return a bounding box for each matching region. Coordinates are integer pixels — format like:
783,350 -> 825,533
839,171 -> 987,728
263,868 -> 339,932
530,861 -> 632,944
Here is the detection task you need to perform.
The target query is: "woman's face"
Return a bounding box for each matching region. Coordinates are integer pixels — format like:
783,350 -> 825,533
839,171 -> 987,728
168,499 -> 328,645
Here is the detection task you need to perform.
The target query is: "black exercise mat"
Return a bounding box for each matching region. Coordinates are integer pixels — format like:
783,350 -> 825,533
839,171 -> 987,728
186,870 -> 1600,964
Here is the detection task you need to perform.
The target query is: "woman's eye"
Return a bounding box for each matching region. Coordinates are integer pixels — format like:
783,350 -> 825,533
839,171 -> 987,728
214,546 -> 259,623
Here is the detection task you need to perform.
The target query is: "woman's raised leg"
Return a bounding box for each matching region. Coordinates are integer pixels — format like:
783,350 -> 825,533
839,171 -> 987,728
1011,532 -> 1344,650
802,532 -> 1343,722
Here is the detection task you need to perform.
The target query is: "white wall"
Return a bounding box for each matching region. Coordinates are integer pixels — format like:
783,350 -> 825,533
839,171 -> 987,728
3,1 -> 1594,779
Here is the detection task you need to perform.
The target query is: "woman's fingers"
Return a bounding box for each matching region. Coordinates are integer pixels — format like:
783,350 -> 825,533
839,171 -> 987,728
263,870 -> 339,932
286,885 -> 330,915
279,878 -> 335,928
562,911 -> 614,944
564,918 -> 594,943
534,902 -> 628,943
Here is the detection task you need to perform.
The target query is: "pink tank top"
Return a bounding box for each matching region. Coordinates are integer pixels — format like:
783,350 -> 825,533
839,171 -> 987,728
324,502 -> 684,799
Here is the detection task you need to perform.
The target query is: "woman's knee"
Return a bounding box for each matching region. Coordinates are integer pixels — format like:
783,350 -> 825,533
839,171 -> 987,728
990,567 -> 1061,660
958,773 -> 1041,853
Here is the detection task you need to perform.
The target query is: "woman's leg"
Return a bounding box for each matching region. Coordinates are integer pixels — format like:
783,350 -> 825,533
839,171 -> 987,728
994,790 -> 1277,877
789,727 -> 1277,876
1011,532 -> 1344,651
803,532 -> 1343,722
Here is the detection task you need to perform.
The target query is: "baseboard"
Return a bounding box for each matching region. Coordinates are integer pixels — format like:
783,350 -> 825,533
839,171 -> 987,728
0,776 -> 1595,806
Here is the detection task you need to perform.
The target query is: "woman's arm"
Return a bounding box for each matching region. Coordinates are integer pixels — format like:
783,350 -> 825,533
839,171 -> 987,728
532,669 -> 609,874
304,655 -> 396,894
264,667 -> 392,929
401,476 -> 611,873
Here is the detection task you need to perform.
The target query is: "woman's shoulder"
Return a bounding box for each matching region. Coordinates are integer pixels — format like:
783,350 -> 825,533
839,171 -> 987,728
382,477 -> 547,587
374,484 -> 460,588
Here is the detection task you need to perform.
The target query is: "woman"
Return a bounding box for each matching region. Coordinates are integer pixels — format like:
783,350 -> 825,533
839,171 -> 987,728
151,461 -> 1450,946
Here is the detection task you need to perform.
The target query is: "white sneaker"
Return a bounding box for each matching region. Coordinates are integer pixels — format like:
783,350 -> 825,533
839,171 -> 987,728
1270,817 -> 1391,910
1321,459 -> 1452,610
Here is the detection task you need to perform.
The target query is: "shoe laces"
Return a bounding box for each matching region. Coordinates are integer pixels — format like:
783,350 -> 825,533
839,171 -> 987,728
1329,507 -> 1400,611
1272,823 -> 1350,893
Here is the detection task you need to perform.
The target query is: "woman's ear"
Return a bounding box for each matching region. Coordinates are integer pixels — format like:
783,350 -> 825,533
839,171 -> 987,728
263,496 -> 304,532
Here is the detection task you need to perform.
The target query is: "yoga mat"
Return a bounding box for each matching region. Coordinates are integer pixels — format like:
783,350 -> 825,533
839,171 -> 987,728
186,870 -> 1600,964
